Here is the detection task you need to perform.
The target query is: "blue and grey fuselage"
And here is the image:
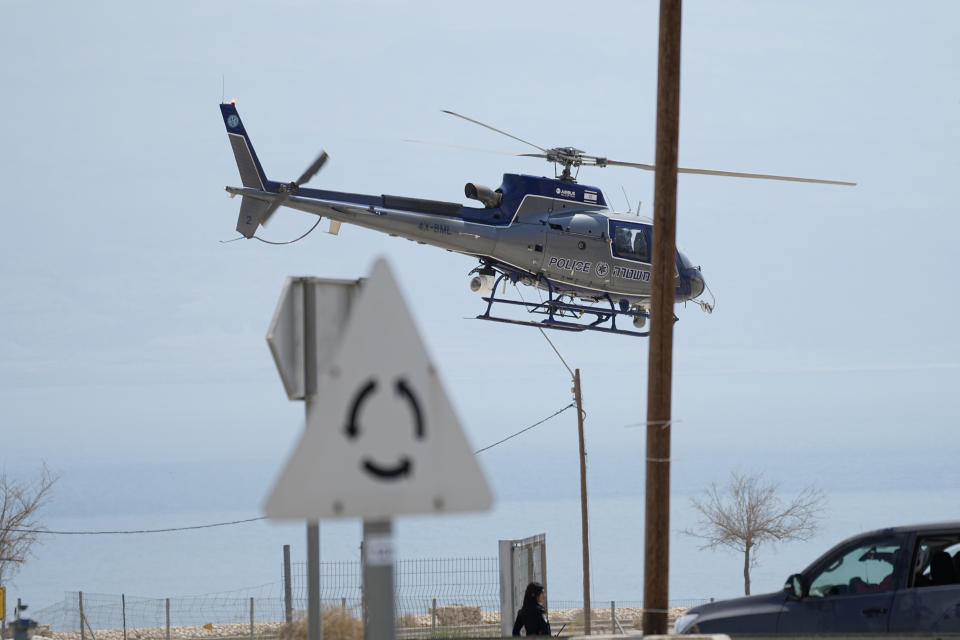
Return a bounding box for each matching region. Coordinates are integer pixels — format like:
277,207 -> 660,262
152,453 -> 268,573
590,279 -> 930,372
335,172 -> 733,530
220,102 -> 706,315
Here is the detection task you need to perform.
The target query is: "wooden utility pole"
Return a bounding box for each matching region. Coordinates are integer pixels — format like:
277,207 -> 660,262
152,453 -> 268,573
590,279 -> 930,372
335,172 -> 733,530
574,368 -> 591,635
643,0 -> 682,636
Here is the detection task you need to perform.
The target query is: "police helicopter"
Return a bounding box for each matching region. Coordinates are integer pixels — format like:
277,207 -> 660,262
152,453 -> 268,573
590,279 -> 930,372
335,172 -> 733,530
220,102 -> 853,337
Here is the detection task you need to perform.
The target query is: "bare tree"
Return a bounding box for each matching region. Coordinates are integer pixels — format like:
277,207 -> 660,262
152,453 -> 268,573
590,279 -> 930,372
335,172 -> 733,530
682,470 -> 826,595
0,465 -> 57,585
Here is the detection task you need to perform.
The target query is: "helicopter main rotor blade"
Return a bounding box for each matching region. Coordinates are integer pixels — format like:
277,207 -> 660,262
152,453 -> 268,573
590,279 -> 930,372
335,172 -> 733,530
601,159 -> 656,171
675,166 -> 855,186
442,110 -> 548,153
405,138 -> 520,156
295,151 -> 329,186
604,159 -> 854,185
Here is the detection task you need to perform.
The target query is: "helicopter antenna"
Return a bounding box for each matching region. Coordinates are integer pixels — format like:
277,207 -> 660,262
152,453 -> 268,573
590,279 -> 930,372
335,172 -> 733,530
221,75 -> 225,104
621,185 -> 632,212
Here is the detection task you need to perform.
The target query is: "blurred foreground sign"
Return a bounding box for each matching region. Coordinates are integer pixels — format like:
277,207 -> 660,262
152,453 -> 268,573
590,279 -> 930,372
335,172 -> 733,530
265,258 -> 492,520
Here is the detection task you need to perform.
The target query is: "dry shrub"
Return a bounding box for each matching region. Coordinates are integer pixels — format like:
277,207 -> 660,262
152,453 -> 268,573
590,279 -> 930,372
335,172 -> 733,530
431,604 -> 481,625
279,607 -> 362,640
396,613 -> 420,628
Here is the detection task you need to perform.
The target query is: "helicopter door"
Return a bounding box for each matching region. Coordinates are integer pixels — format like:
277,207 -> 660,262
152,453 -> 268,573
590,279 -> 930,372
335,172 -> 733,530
605,220 -> 658,295
543,213 -> 609,289
492,197 -> 550,273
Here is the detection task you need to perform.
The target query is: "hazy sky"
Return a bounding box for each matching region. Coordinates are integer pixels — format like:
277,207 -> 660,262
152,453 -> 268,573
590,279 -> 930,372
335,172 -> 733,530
2,0 -> 958,609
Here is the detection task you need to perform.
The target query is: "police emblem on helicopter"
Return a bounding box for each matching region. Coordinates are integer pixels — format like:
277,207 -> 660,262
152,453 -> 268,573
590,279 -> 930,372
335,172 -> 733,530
227,114 -> 240,129
595,261 -> 609,278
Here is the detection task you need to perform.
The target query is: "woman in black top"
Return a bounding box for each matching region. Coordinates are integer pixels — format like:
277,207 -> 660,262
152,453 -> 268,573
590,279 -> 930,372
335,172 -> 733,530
512,581 -> 551,636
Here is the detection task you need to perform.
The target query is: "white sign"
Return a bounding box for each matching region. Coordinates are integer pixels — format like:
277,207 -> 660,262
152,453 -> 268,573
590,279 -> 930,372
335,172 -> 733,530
365,534 -> 395,566
266,277 -> 359,400
264,258 -> 493,519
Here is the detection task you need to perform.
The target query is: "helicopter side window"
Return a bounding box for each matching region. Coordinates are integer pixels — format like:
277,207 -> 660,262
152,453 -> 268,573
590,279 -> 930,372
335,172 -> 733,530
610,222 -> 651,263
633,229 -> 650,261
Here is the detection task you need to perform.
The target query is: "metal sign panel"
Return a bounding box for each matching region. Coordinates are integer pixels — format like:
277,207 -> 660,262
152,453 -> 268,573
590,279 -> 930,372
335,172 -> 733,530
266,278 -> 305,400
266,277 -> 361,400
264,258 -> 493,519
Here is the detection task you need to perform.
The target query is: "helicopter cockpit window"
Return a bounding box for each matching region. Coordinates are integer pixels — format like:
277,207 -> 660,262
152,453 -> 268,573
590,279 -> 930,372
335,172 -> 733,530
610,222 -> 651,263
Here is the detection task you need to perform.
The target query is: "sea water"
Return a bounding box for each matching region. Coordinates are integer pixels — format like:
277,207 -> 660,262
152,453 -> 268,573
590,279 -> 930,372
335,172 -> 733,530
11,481 -> 957,618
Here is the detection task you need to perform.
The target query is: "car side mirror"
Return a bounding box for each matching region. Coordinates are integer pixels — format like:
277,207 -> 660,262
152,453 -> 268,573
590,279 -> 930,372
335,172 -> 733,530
784,574 -> 804,600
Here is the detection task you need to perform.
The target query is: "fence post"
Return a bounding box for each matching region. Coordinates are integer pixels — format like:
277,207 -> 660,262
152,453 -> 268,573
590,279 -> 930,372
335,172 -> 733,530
122,594 -> 127,640
249,597 -> 254,640
611,600 -> 616,634
341,598 -> 346,613
165,598 -> 170,640
79,592 -> 85,640
283,545 -> 293,625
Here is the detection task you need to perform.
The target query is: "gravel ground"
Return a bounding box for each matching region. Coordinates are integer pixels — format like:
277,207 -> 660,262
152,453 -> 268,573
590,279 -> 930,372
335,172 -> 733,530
34,606 -> 688,639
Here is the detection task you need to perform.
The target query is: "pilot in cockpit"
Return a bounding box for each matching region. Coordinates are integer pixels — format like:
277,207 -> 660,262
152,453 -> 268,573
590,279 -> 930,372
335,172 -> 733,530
614,227 -> 633,257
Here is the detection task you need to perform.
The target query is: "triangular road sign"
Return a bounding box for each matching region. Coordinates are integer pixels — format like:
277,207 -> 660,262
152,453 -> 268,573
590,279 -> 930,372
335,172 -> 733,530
264,258 -> 493,520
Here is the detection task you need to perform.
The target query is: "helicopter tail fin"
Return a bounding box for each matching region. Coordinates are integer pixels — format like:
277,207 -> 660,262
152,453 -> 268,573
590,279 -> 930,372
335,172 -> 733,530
234,195 -> 271,238
220,102 -> 269,191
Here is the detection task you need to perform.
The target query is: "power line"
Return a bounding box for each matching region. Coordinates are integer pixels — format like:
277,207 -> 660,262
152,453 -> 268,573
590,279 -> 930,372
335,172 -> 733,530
474,403 -> 575,454
7,405 -> 574,535
1,516 -> 266,536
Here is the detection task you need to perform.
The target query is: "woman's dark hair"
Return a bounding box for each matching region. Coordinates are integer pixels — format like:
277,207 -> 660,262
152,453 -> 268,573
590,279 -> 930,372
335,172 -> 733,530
521,581 -> 544,610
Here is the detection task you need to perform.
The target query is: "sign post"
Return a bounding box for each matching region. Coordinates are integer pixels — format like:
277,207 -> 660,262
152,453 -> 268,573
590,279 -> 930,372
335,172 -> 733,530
266,275 -> 362,640
265,258 -> 493,640
361,520 -> 394,639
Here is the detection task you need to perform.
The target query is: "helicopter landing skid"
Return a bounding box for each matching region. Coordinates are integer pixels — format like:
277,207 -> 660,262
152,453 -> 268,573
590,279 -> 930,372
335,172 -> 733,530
476,273 -> 659,338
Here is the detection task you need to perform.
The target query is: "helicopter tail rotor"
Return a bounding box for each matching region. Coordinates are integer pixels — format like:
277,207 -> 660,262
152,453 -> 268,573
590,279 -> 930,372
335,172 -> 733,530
259,151 -> 329,226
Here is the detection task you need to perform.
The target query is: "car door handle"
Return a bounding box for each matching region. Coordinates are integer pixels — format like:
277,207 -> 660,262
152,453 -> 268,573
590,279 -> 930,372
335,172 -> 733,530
862,608 -> 887,617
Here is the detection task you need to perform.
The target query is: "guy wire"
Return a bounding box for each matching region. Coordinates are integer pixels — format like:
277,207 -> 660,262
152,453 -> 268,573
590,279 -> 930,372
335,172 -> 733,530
474,403 -> 575,454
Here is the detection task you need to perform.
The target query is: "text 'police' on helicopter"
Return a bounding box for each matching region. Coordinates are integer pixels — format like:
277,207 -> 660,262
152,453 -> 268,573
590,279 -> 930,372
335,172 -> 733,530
220,103 -> 853,338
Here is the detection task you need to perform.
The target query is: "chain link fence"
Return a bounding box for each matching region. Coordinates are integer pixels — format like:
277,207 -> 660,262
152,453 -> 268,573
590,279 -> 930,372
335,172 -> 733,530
28,557 -> 710,639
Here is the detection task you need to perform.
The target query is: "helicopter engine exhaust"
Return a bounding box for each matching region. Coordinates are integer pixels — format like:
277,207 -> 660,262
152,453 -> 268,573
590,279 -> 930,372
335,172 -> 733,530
464,183 -> 502,208
470,274 -> 496,294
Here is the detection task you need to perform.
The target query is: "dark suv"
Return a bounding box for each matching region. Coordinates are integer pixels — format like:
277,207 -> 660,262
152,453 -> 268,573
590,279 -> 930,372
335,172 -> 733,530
676,521 -> 960,634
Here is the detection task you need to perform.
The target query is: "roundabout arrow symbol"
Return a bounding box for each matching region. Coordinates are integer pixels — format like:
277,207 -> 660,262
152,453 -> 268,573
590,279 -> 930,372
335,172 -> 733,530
395,377 -> 424,439
346,379 -> 377,439
363,457 -> 412,479
344,376 -> 425,481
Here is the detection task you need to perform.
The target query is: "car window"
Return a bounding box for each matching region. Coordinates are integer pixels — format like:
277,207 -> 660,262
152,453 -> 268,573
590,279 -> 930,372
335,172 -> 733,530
807,537 -> 903,598
911,534 -> 960,588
